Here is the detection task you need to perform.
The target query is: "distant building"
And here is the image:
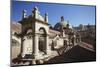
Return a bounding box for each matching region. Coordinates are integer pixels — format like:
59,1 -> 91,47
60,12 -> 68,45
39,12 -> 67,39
73,24 -> 96,47
73,24 -> 95,37
73,24 -> 95,31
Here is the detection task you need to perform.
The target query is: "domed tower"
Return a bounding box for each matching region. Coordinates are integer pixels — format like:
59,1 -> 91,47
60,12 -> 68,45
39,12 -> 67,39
54,16 -> 67,30
54,16 -> 69,37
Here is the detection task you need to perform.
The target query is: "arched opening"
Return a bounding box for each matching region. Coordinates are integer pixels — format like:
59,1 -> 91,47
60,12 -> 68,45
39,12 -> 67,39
38,27 -> 47,54
12,39 -> 20,46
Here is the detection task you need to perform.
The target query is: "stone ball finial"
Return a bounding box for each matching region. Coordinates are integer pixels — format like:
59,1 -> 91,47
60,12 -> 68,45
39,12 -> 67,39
34,6 -> 38,10
23,9 -> 27,13
45,12 -> 48,16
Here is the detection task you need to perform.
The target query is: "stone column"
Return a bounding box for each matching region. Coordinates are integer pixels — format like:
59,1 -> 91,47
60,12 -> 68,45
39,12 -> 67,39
46,35 -> 50,55
20,36 -> 25,58
22,38 -> 26,58
34,34 -> 39,59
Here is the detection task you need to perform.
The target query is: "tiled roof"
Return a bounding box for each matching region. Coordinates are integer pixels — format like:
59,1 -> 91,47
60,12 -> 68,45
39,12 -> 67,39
49,29 -> 60,34
49,29 -> 61,38
11,22 -> 21,33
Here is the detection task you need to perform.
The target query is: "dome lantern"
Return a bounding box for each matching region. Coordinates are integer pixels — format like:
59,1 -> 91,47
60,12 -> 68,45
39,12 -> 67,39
61,16 -> 64,22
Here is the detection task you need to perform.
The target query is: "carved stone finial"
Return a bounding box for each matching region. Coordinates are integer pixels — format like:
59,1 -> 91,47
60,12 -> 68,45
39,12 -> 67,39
22,9 -> 27,19
32,6 -> 39,18
34,6 -> 38,10
45,12 -> 48,16
45,12 -> 48,22
61,16 -> 64,21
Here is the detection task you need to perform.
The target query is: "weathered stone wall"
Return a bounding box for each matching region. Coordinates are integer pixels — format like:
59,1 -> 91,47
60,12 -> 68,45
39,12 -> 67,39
12,45 -> 21,59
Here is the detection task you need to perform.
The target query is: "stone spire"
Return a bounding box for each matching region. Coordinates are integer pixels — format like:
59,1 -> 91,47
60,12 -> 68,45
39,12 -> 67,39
32,6 -> 39,18
45,12 -> 48,22
22,9 -> 27,19
67,20 -> 69,28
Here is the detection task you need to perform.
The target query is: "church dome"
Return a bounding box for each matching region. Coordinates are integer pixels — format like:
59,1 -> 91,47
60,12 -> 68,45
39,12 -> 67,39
54,16 -> 69,31
60,21 -> 68,28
